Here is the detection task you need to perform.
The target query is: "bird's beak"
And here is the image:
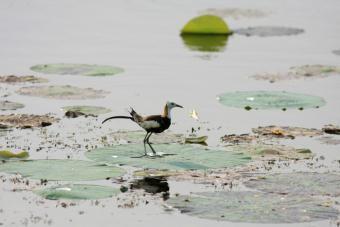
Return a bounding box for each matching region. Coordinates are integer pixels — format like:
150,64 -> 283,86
175,103 -> 183,108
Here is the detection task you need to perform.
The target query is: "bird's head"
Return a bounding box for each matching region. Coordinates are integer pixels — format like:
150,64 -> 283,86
166,101 -> 183,109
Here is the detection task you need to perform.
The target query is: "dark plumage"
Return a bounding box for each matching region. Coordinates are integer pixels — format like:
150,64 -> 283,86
102,101 -> 183,156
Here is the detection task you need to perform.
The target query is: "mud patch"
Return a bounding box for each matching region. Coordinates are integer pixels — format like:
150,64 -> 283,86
0,114 -> 57,128
167,191 -> 338,223
30,64 -> 124,76
0,101 -> 25,111
199,8 -> 268,19
244,172 -> 340,196
131,176 -> 169,194
252,125 -> 323,139
234,26 -> 304,37
16,85 -> 109,100
0,75 -> 48,84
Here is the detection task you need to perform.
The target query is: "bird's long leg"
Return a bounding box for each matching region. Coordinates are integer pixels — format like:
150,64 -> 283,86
143,132 -> 150,156
146,132 -> 157,155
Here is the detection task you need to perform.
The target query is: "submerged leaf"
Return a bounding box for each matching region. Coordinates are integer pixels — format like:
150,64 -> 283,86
0,150 -> 29,160
35,184 -> 120,200
167,191 -> 338,223
0,160 -> 125,181
86,144 -> 251,170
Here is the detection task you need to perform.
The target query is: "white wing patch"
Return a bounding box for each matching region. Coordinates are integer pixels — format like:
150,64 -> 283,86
139,120 -> 160,129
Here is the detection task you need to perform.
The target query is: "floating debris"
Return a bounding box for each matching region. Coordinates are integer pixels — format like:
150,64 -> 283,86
0,101 -> 25,111
221,134 -> 259,144
62,105 -> 111,117
131,176 -> 169,194
184,136 -> 208,144
0,75 -> 48,84
199,8 -> 268,19
252,125 -> 323,139
322,124 -> 340,135
167,191 -> 339,223
234,26 -> 304,37
35,184 -> 120,200
244,172 -> 340,196
30,63 -> 124,76
0,150 -> 29,160
0,114 -> 57,128
17,85 -> 109,100
0,160 -> 125,181
189,109 -> 199,120
217,91 -> 326,110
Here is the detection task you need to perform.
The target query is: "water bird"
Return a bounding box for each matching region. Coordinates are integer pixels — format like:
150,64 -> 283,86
102,101 -> 183,157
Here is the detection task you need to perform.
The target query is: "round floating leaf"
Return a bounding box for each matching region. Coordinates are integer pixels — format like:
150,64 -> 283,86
167,191 -> 339,223
181,15 -> 231,35
0,101 -> 24,111
62,105 -> 111,115
0,160 -> 124,181
181,34 -> 228,52
217,91 -> 325,110
30,64 -> 124,76
245,172 -> 340,196
234,26 -> 304,37
86,144 -> 251,170
17,85 -> 109,100
35,184 -> 120,200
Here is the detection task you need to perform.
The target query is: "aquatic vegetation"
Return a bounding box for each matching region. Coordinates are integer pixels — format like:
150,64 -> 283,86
0,160 -> 125,181
86,144 -> 251,170
181,15 -> 231,35
199,8 -> 268,19
0,75 -> 48,84
217,91 -> 326,110
17,85 -> 109,100
244,172 -> 340,196
0,101 -> 24,111
0,150 -> 29,160
30,63 -> 124,76
0,114 -> 57,128
62,105 -> 111,116
167,191 -> 338,223
234,26 -> 304,37
35,184 -> 120,200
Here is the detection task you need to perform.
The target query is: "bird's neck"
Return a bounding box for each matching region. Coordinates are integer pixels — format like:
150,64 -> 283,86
162,104 -> 171,119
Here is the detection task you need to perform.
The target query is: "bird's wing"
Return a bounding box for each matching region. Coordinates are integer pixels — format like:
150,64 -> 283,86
139,115 -> 162,129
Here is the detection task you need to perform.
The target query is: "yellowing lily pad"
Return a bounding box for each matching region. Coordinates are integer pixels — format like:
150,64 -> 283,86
244,173 -> 340,196
0,160 -> 124,181
0,101 -> 24,111
62,105 -> 111,116
30,64 -> 124,76
0,150 -> 29,160
167,191 -> 339,223
217,91 -> 325,110
181,15 -> 231,35
17,85 -> 109,100
86,144 -> 251,170
35,184 -> 120,200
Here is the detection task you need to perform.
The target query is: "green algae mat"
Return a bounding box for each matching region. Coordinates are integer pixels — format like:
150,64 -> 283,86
30,64 -> 124,76
0,160 -> 124,181
245,172 -> 340,196
217,91 -> 325,110
35,184 -> 120,200
167,191 -> 338,223
86,144 -> 251,170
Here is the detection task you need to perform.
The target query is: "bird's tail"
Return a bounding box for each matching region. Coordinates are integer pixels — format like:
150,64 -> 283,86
102,116 -> 134,124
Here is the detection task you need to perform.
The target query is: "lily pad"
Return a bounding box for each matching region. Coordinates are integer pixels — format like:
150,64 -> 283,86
217,91 -> 326,110
181,34 -> 228,52
199,8 -> 268,19
86,144 -> 251,170
0,75 -> 48,84
0,101 -> 24,111
167,191 -> 338,223
0,114 -> 57,128
62,105 -> 111,116
0,150 -> 29,160
17,85 -> 109,100
234,26 -> 304,37
252,125 -> 323,138
30,64 -> 124,76
35,184 -> 120,200
244,173 -> 340,196
0,160 -> 124,181
181,15 -> 231,35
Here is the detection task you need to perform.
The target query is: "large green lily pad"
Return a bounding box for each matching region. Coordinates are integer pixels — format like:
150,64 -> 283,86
167,191 -> 338,223
62,105 -> 111,116
30,64 -> 124,76
181,15 -> 231,35
245,172 -> 340,196
234,26 -> 304,37
217,91 -> 325,110
0,101 -> 24,111
17,85 -> 109,100
35,184 -> 120,200
86,144 -> 251,170
181,34 -> 228,52
0,160 -> 124,181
